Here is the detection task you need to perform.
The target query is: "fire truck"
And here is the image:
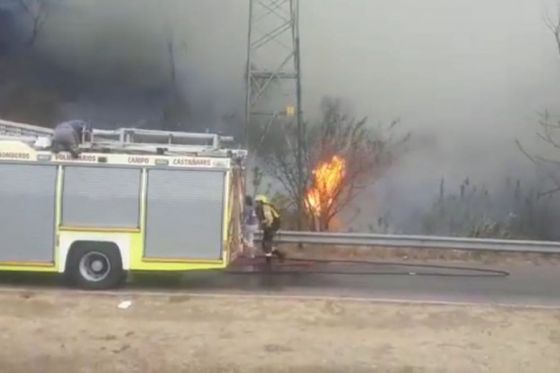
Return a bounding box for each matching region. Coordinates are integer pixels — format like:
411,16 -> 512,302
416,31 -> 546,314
0,119 -> 246,289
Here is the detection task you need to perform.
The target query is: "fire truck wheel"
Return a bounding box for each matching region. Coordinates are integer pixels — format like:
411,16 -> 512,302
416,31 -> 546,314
67,243 -> 124,290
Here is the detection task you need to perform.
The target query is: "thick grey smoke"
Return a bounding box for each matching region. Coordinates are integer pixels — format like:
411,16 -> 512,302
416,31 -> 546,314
3,0 -> 560,234
1,0 -> 248,130
298,0 -> 560,230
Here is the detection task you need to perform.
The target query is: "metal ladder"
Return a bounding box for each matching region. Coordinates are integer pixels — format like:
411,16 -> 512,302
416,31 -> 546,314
0,118 -> 246,158
87,127 -> 235,155
0,119 -> 53,137
85,128 -> 248,158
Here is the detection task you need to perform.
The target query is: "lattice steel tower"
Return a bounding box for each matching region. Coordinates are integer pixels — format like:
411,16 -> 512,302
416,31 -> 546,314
245,0 -> 304,227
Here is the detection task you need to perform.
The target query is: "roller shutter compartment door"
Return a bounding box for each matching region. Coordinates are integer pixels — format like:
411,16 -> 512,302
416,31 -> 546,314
0,164 -> 57,262
145,169 -> 225,259
62,166 -> 141,228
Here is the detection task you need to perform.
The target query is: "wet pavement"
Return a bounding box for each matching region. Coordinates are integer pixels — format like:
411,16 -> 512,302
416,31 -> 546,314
0,258 -> 559,306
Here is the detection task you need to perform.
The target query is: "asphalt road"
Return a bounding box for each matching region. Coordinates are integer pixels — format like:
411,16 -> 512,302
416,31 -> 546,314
149,260 -> 560,306
0,258 -> 558,306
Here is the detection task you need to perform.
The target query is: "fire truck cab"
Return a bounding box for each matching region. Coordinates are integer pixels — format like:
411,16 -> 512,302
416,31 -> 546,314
0,120 -> 245,289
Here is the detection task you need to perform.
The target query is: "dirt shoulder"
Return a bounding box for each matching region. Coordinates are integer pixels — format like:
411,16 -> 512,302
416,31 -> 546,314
0,290 -> 558,372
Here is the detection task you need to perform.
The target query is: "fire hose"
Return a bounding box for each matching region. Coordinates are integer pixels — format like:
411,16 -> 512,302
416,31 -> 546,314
226,257 -> 510,278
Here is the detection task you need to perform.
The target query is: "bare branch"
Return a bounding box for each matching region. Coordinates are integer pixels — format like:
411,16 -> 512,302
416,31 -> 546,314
534,155 -> 560,165
253,96 -> 408,230
517,10 -> 560,198
538,186 -> 560,199
516,139 -> 560,193
17,0 -> 48,46
544,3 -> 560,55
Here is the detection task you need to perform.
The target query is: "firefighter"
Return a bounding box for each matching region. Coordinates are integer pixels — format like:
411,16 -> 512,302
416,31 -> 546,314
254,195 -> 285,262
52,120 -> 91,159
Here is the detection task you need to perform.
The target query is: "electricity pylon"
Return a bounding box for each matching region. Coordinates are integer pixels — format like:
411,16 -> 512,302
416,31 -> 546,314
245,0 -> 305,229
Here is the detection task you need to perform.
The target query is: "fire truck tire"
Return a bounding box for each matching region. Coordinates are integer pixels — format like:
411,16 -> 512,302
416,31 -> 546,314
66,243 -> 124,290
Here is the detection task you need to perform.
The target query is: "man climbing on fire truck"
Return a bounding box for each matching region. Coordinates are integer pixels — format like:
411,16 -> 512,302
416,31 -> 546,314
254,195 -> 285,263
51,119 -> 92,159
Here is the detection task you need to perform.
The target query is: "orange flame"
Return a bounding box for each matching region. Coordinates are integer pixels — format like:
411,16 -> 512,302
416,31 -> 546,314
306,155 -> 346,217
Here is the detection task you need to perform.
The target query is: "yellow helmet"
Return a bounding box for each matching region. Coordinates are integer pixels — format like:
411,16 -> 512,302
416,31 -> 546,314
255,195 -> 269,204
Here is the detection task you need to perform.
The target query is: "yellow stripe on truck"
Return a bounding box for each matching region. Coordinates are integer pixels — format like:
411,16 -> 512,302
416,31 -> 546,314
0,262 -> 57,272
59,226 -> 141,233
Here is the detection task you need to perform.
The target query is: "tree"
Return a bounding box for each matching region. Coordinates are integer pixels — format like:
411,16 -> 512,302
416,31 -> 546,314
161,27 -> 190,131
252,97 -> 409,231
15,0 -> 49,47
516,111 -> 560,197
545,4 -> 560,55
516,7 -> 560,197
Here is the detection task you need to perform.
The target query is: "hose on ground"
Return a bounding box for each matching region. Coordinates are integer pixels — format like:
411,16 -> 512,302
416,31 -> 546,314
225,256 -> 510,278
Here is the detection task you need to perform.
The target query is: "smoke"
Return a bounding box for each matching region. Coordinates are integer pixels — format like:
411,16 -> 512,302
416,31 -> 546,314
4,0 -> 560,235
298,0 -> 560,231
1,0 -> 248,131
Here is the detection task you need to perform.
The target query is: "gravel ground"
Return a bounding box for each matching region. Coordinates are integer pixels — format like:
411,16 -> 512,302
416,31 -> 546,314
0,290 -> 558,372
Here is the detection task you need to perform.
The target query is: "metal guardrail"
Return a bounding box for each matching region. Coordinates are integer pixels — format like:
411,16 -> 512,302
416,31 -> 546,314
259,230 -> 560,254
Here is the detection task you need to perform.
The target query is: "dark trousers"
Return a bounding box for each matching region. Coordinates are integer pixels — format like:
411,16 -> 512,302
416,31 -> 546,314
262,228 -> 276,254
262,220 -> 280,254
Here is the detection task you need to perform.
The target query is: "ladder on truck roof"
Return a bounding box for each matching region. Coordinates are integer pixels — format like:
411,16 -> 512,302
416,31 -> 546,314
87,127 -> 240,156
0,118 -> 53,137
0,118 -> 246,159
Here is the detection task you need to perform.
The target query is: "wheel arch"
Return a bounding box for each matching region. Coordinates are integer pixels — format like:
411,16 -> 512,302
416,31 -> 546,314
64,240 -> 126,289
58,234 -> 132,273
63,240 -> 123,274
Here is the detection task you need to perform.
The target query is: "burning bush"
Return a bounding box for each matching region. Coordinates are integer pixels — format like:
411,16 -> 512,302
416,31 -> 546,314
253,97 -> 409,231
